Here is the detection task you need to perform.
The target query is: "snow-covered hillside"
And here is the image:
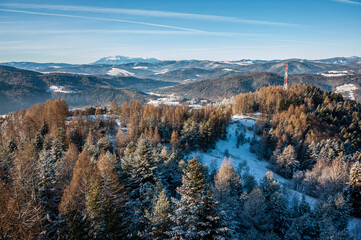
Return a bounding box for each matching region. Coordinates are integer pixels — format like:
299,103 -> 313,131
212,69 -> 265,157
107,68 -> 135,77
335,83 -> 358,100
188,114 -> 361,237
320,70 -> 348,77
133,66 -> 148,70
48,85 -> 76,93
188,115 -> 318,205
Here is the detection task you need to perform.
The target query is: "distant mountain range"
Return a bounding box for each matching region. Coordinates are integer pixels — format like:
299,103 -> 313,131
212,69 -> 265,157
0,56 -> 360,114
1,62 -> 77,71
0,65 -> 175,114
1,56 -> 360,83
92,55 -> 161,65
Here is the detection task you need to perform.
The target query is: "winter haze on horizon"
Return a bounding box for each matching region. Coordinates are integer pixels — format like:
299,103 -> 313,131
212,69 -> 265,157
0,0 -> 360,63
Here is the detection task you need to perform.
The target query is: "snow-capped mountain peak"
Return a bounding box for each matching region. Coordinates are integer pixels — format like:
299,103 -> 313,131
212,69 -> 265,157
92,55 -> 160,65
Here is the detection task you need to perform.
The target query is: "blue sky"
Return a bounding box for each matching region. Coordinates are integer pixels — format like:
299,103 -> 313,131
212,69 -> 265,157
0,0 -> 360,63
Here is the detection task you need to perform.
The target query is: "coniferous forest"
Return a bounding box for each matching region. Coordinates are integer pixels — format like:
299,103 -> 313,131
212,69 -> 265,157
0,84 -> 360,240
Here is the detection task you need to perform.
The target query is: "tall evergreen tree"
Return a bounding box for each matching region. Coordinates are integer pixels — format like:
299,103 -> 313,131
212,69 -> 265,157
168,158 -> 228,239
149,187 -> 172,240
348,161 -> 361,217
260,171 -> 281,201
275,145 -> 298,178
37,149 -> 61,239
122,135 -> 157,238
240,187 -> 270,233
85,179 -> 105,240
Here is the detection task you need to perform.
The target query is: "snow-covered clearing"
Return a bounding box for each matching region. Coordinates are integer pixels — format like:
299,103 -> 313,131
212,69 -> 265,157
223,60 -> 254,66
133,66 -> 148,70
321,73 -> 347,77
320,71 -> 350,77
335,83 -> 358,100
154,69 -> 169,75
188,114 -> 318,206
107,68 -> 135,77
48,85 -> 76,94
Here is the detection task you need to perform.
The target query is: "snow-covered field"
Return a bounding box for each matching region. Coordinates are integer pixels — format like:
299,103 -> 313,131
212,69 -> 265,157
154,69 -> 169,75
335,83 -> 358,100
48,85 -> 76,94
188,115 -> 318,206
107,68 -> 135,77
133,66 -> 148,70
321,73 -> 347,77
223,60 -> 254,66
320,70 -> 349,77
188,114 -> 361,236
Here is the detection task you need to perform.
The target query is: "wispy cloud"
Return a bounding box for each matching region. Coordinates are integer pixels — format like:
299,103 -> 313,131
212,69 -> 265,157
0,28 -> 270,37
0,8 -> 207,33
0,3 -> 300,27
333,0 -> 361,5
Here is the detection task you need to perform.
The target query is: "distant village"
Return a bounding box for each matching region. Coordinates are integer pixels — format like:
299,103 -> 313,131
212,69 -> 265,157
147,95 -> 215,109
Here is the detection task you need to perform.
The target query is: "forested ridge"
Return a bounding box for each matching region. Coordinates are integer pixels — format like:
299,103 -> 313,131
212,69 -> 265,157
0,84 -> 360,239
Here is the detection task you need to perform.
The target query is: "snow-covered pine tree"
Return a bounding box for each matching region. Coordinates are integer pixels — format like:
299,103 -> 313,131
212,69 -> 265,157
51,139 -> 63,162
149,187 -> 172,240
348,161 -> 361,217
285,213 -> 319,240
260,171 -> 281,201
303,141 -> 318,169
132,134 -> 157,185
34,133 -> 44,152
96,152 -> 127,239
276,145 -> 298,178
168,158 -> 228,240
330,194 -> 350,231
213,157 -> 242,237
315,193 -> 351,234
267,191 -> 290,235
181,118 -> 199,149
121,135 -> 158,238
97,136 -> 112,153
85,179 -> 105,240
199,120 -> 214,151
37,149 -> 61,239
298,195 -> 311,217
240,186 -> 270,233
120,141 -> 136,174
260,171 -> 290,235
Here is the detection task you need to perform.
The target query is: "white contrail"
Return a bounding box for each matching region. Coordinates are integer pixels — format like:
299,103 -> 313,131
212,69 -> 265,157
333,0 -> 361,5
0,3 -> 300,26
0,8 -> 207,33
0,29 -> 270,37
